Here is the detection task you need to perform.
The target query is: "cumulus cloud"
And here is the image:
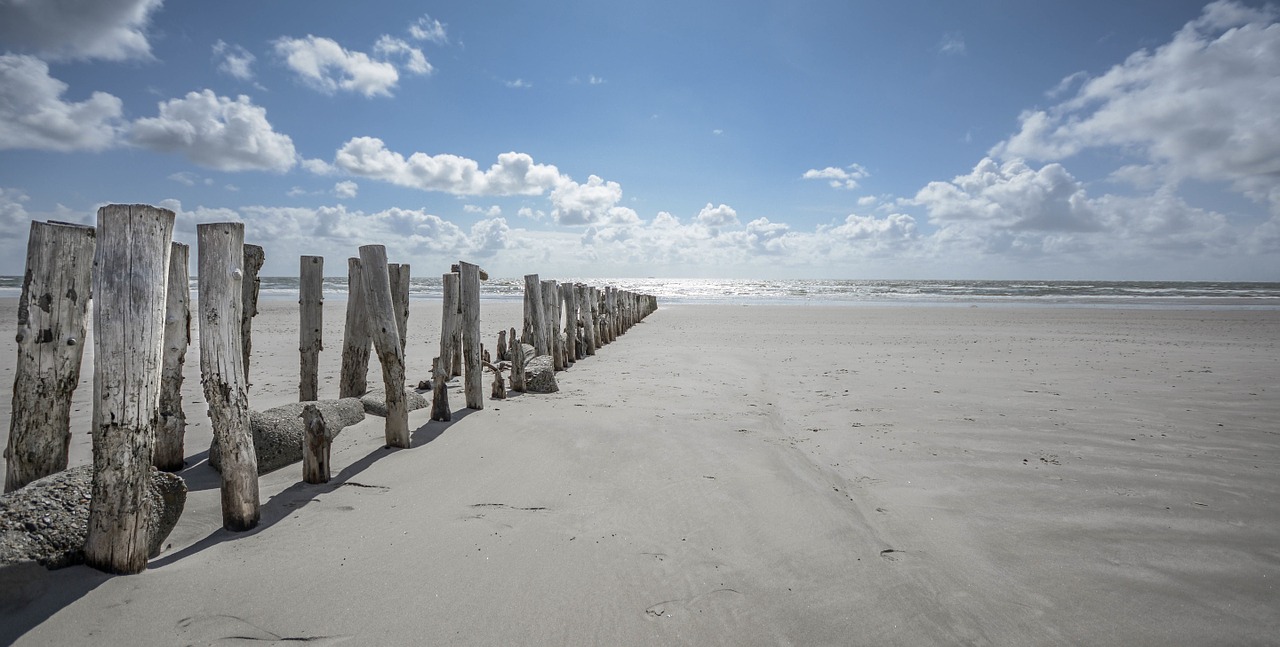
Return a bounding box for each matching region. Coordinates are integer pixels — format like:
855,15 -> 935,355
273,35 -> 403,97
0,54 -> 124,151
213,40 -> 257,81
912,157 -> 1100,232
0,0 -> 162,61
992,0 -> 1280,202
334,181 -> 358,199
550,175 -> 626,225
696,203 -> 739,227
373,36 -> 432,75
802,163 -> 869,190
329,137 -> 564,196
129,90 -> 298,172
409,14 -> 449,45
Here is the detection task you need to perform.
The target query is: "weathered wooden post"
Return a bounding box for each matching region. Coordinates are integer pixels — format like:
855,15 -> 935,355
299,255 -> 324,402
389,263 -> 410,353
440,273 -> 461,378
240,244 -> 264,385
605,286 -> 618,343
359,245 -> 409,448
591,287 -> 604,349
580,284 -> 596,356
154,241 -> 190,472
496,329 -> 508,362
510,337 -> 527,392
523,274 -> 548,355
560,283 -> 577,365
5,221 -> 96,492
542,279 -> 563,370
430,356 -> 451,421
458,261 -> 483,410
195,221 -> 260,534
301,404 -> 330,484
339,257 -> 370,398
84,204 -> 175,574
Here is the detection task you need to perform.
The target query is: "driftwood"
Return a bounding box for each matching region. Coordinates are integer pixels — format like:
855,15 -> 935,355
240,243 -> 264,385
298,255 -> 324,402
301,404 -> 330,484
338,257 -> 370,398
484,361 -> 507,400
358,245 -> 409,448
5,221 -> 95,492
154,241 -> 190,472
459,261 -> 483,410
450,263 -> 489,281
85,204 -> 176,574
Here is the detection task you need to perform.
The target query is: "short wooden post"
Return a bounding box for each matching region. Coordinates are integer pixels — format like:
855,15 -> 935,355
524,274 -> 548,355
5,221 -> 96,492
459,261 -> 483,410
542,280 -> 563,370
580,284 -> 596,356
497,329 -> 508,362
195,221 -> 261,533
339,257 -> 370,398
84,204 -> 175,574
359,245 -> 409,448
430,356 -> 451,421
240,244 -> 264,385
389,263 -> 410,353
301,404 -> 330,484
510,338 -> 527,392
299,255 -> 324,402
440,273 -> 461,378
153,241 -> 190,472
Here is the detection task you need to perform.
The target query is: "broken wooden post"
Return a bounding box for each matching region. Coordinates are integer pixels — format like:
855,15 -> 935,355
524,274 -> 548,355
195,221 -> 261,534
458,261 -> 483,410
497,329 -> 508,362
430,356 -> 451,421
542,279 -> 563,371
441,272 -> 461,378
301,404 -> 330,484
359,245 -> 409,448
339,257 -> 370,398
5,221 -> 96,492
154,241 -> 190,472
240,243 -> 264,385
299,255 -> 324,402
389,262 -> 410,353
580,284 -> 597,356
84,204 -> 175,574
487,361 -> 507,400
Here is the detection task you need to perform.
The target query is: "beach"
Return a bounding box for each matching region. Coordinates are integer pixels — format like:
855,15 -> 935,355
2,298 -> 1278,645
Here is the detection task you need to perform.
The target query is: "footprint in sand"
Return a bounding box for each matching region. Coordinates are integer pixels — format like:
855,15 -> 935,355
175,614 -> 352,645
644,588 -> 744,619
879,548 -> 904,562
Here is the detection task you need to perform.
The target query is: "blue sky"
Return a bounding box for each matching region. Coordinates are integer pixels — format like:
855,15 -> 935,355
1,0 -> 1277,279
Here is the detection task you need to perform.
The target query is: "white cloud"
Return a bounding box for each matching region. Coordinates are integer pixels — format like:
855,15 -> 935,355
213,40 -> 257,81
329,136 -> 563,196
470,218 -> 511,257
550,175 -> 625,225
0,187 -> 33,240
802,163 -> 869,190
167,171 -> 213,186
464,204 -> 502,217
373,36 -> 432,76
0,0 -> 162,61
129,90 -> 298,172
992,0 -> 1280,203
696,203 -> 739,227
273,35 -> 402,97
912,157 -> 1100,232
334,181 -> 358,199
505,78 -> 533,89
0,54 -> 124,151
589,75 -> 606,85
938,32 -> 967,56
517,207 -> 547,220
409,14 -> 448,45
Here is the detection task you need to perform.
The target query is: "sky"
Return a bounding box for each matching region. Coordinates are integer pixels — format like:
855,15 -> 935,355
1,0 -> 1278,280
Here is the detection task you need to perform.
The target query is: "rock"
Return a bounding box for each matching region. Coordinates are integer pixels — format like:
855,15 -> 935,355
525,355 -> 559,393
209,398 -> 366,474
360,388 -> 429,418
0,466 -> 187,569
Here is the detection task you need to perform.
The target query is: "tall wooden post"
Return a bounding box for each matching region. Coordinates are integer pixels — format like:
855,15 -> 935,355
580,284 -> 596,356
196,221 -> 260,533
339,257 -> 370,398
153,242 -> 190,472
441,273 -> 461,378
359,245 -> 409,448
299,255 -> 324,402
561,283 -> 578,364
5,221 -> 96,492
542,280 -> 563,371
605,286 -> 618,343
389,263 -> 410,353
459,261 -> 483,410
523,274 -> 548,355
240,244 -> 264,385
84,204 -> 175,574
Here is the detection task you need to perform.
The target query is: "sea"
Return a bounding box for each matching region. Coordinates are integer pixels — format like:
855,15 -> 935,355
5,276 -> 1274,309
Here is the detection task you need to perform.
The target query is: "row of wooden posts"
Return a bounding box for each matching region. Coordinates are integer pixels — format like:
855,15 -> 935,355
4,204 -> 656,574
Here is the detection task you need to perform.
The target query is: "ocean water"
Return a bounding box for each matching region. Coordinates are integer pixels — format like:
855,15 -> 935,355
4,276 -> 1275,308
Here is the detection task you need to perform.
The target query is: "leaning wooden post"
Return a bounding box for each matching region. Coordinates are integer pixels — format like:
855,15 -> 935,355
299,255 -> 324,402
338,257 -> 370,398
154,241 -> 190,472
389,263 -> 410,354
240,243 -> 264,385
301,404 -> 330,484
359,245 -> 409,448
542,280 -> 563,371
5,221 -> 96,492
523,274 -> 548,355
440,273 -> 461,378
580,284 -> 597,356
196,221 -> 260,533
84,204 -> 175,574
458,261 -> 483,410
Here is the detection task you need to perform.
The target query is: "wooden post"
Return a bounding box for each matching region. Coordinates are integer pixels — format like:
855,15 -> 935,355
580,284 -> 596,356
389,263 -> 410,353
441,273 -> 461,378
301,404 -> 330,484
359,245 -> 409,448
605,286 -> 618,343
591,287 -> 604,350
195,221 -> 260,534
299,255 -> 324,402
339,257 -> 370,398
459,261 -> 483,410
240,244 -> 264,385
430,356 -> 451,421
153,242 -> 190,472
5,221 -> 96,492
542,280 -> 563,371
524,274 -> 548,355
497,329 -> 508,362
84,204 -> 175,574
510,338 -> 527,392
561,283 -> 578,364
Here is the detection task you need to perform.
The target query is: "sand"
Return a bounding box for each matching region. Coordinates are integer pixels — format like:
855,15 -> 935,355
1,298 -> 1278,645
